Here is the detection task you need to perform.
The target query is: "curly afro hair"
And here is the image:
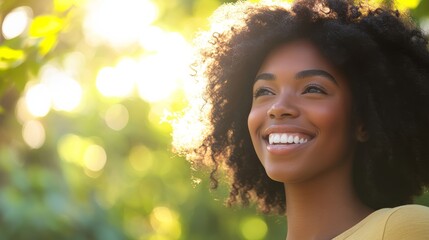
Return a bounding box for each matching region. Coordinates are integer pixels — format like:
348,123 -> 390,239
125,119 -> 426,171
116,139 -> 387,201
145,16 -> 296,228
180,0 -> 429,214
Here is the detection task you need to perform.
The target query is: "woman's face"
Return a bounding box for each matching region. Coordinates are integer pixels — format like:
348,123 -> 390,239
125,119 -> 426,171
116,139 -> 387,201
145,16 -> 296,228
248,40 -> 357,183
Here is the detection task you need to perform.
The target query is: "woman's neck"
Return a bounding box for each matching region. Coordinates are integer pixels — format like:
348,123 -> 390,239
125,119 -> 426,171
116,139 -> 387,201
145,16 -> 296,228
284,161 -> 373,240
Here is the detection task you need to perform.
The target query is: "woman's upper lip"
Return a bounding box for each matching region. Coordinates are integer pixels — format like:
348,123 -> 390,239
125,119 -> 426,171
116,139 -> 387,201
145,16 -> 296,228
263,125 -> 316,139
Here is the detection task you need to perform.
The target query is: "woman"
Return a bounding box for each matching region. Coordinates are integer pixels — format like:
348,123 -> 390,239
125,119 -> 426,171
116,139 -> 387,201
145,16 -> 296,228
176,0 -> 429,239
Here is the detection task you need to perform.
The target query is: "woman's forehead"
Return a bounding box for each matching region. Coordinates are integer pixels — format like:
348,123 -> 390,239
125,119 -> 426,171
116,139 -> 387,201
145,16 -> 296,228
258,41 -> 337,74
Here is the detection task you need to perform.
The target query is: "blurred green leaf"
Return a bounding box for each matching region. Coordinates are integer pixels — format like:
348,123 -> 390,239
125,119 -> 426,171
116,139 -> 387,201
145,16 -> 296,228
396,0 -> 421,9
0,46 -> 25,70
54,0 -> 75,12
39,35 -> 58,55
29,15 -> 64,37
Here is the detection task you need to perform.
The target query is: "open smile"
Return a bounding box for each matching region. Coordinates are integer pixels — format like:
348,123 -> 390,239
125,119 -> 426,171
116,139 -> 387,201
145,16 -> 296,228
268,133 -> 310,144
262,125 -> 315,155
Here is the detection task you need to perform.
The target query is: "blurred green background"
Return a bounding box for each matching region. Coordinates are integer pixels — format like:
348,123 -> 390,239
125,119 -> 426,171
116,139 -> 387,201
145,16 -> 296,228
0,0 -> 428,239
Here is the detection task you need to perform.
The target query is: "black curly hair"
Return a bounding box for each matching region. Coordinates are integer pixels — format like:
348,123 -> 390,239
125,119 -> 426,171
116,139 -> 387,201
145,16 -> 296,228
182,0 -> 429,214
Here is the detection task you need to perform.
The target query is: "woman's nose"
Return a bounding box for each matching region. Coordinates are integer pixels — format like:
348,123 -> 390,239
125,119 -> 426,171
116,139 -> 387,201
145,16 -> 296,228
267,96 -> 299,119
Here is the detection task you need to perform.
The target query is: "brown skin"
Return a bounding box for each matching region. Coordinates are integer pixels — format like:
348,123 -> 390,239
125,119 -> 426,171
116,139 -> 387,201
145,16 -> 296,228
247,40 -> 373,240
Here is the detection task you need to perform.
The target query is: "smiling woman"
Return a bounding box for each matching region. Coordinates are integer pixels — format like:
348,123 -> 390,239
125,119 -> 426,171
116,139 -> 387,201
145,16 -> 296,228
248,41 -> 356,185
174,0 -> 429,239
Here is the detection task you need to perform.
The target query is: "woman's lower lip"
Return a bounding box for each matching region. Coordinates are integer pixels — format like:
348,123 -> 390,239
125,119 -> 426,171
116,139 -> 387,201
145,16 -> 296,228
266,141 -> 310,155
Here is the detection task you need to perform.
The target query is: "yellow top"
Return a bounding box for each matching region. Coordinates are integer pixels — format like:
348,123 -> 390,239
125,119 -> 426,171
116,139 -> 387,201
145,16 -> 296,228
333,204 -> 429,240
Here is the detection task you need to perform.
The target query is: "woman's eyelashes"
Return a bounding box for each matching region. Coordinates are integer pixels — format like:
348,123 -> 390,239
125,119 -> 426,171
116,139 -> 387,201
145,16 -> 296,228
253,87 -> 274,98
253,84 -> 328,99
302,84 -> 327,94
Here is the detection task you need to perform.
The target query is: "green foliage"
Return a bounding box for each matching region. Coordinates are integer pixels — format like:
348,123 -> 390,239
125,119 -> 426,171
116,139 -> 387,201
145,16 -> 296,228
0,0 -> 427,239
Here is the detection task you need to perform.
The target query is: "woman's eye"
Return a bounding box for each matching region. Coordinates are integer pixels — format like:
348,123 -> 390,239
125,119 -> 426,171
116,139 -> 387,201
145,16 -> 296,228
254,88 -> 274,98
302,85 -> 327,94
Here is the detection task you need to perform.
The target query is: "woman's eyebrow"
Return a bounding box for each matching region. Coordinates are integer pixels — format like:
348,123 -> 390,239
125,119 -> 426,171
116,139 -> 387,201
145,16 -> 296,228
254,69 -> 338,85
254,73 -> 275,82
295,69 -> 338,85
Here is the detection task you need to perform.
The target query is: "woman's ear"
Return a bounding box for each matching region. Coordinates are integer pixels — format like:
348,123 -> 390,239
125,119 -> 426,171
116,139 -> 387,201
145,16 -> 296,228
356,124 -> 369,142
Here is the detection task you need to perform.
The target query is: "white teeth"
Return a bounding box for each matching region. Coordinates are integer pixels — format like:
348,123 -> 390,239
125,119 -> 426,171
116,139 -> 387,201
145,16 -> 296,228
273,134 -> 280,143
293,136 -> 299,144
280,134 -> 288,143
268,133 -> 310,145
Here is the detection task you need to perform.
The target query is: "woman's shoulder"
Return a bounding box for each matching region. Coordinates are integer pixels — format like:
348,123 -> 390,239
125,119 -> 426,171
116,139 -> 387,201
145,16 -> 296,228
386,204 -> 429,217
382,204 -> 429,239
334,204 -> 429,240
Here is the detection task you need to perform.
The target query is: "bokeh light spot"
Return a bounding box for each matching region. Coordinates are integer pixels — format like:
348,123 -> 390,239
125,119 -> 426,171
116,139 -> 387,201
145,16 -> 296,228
22,120 -> 46,149
136,31 -> 191,103
2,6 -> 32,39
37,65 -> 83,112
139,26 -> 166,52
84,0 -> 158,48
51,78 -> 82,111
150,207 -> 181,239
15,97 -> 34,124
136,55 -> 178,102
25,83 -> 51,117
63,51 -> 86,77
96,67 -> 117,97
104,104 -> 129,131
240,217 -> 268,240
96,59 -> 136,97
57,134 -> 92,165
83,144 -> 107,172
128,145 -> 153,173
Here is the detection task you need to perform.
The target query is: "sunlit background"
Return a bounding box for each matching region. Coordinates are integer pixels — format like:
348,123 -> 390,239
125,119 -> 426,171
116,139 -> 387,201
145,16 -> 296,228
0,0 -> 428,239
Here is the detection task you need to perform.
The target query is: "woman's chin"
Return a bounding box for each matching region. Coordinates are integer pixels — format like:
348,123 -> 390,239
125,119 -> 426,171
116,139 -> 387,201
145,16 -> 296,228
264,167 -> 298,183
